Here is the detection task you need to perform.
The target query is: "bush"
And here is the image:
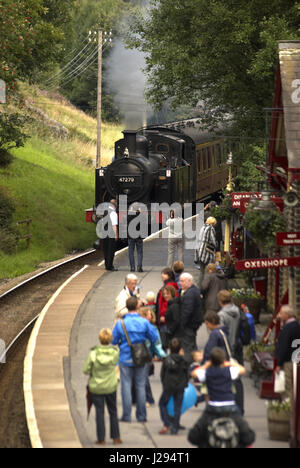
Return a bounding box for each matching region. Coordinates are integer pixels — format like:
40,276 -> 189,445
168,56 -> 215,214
0,187 -> 15,228
0,227 -> 18,254
0,112 -> 30,166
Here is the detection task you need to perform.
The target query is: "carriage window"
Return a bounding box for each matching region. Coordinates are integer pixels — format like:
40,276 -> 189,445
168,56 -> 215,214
197,153 -> 201,173
207,148 -> 211,170
202,149 -> 207,171
216,144 -> 222,166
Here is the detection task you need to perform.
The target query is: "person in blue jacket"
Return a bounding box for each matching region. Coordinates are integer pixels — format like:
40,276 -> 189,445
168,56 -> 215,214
112,296 -> 158,423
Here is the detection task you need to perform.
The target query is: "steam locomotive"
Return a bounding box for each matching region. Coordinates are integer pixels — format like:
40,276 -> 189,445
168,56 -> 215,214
86,120 -> 233,222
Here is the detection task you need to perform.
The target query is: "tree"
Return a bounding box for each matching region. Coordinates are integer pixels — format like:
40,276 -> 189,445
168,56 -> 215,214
129,0 -> 300,137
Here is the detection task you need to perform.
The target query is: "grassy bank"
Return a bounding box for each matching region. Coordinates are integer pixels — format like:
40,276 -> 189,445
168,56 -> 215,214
0,85 -> 123,279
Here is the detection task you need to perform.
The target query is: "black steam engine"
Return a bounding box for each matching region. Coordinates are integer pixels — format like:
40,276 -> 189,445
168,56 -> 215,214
86,120 -> 232,222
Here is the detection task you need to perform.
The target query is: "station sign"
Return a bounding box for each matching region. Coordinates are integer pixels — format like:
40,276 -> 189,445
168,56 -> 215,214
235,256 -> 300,270
276,232 -> 300,246
232,192 -> 283,213
0,79 -> 6,104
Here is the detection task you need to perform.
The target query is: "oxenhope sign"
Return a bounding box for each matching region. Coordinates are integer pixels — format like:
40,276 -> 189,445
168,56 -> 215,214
235,256 -> 300,270
276,232 -> 300,246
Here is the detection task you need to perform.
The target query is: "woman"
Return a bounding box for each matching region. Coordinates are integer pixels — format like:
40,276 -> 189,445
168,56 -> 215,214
163,285 -> 183,342
156,268 -> 179,349
195,217 -> 217,289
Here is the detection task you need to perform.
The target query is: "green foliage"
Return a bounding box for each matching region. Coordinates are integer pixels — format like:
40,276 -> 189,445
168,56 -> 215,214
0,187 -> 17,254
0,0 -> 74,97
128,0 -> 300,136
0,112 -> 29,156
243,203 -> 286,252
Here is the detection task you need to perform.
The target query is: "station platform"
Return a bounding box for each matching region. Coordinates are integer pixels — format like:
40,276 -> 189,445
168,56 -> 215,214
68,230 -> 289,449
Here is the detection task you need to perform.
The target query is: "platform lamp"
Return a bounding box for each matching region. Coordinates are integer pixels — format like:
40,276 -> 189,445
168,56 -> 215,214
224,151 -> 234,253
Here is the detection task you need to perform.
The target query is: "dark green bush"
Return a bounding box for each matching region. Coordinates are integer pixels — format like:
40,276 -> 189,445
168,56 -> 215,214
0,227 -> 18,254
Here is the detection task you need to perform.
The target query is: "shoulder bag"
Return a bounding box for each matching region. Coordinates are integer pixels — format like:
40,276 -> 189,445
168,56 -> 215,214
121,319 -> 152,367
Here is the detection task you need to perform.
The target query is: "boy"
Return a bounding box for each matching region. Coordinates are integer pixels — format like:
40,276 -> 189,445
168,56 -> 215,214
83,328 -> 122,445
159,338 -> 189,435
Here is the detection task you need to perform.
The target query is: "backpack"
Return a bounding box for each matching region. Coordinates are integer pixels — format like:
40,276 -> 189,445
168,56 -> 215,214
238,312 -> 251,346
207,417 -> 239,449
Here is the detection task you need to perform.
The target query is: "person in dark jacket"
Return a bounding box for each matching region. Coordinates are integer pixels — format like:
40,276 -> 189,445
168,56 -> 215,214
159,338 -> 189,435
201,263 -> 228,312
275,305 -> 300,400
179,273 -> 203,357
163,285 -> 183,341
202,311 -> 231,364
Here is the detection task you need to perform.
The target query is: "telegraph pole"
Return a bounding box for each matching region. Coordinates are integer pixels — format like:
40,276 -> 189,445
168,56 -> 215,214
96,28 -> 103,168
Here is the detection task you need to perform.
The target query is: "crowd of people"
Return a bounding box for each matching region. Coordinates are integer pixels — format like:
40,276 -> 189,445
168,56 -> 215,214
84,204 -> 300,448
83,257 -> 259,448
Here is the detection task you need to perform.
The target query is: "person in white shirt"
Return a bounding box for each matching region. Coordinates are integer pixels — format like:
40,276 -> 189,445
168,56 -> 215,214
103,199 -> 119,271
166,210 -> 184,268
115,274 -> 138,320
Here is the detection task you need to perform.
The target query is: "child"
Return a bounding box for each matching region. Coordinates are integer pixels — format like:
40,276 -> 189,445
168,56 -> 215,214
145,291 -> 157,315
191,347 -> 246,414
188,347 -> 255,448
83,328 -> 122,445
173,261 -> 184,289
139,306 -> 167,406
189,350 -> 206,405
159,338 -> 189,435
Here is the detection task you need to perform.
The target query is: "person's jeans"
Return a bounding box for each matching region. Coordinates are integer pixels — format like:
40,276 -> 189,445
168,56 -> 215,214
120,364 -> 148,422
91,392 -> 120,442
128,238 -> 143,270
159,390 -> 184,434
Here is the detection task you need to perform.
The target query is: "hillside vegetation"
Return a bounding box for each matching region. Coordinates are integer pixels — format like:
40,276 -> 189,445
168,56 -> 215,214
0,84 -> 123,280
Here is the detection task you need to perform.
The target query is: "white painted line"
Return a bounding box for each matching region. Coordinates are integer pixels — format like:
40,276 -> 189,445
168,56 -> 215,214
23,265 -> 89,449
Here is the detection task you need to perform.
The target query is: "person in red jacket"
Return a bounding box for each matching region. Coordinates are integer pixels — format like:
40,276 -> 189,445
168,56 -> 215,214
156,267 -> 179,349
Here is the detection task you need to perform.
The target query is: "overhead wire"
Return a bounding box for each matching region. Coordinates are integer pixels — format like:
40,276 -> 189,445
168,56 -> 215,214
43,41 -> 95,86
46,43 -> 111,91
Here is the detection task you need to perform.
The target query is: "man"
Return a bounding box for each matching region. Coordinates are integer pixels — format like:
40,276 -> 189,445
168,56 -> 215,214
202,310 -> 231,364
115,274 -> 138,320
275,305 -> 300,401
166,209 -> 184,268
102,199 -> 119,271
179,273 -> 203,358
127,203 -> 146,272
201,263 -> 228,312
112,297 -> 158,423
218,289 -> 244,415
195,217 -> 217,289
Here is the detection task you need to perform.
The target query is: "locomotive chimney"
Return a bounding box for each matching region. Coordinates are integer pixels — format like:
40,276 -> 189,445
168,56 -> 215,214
122,130 -> 137,157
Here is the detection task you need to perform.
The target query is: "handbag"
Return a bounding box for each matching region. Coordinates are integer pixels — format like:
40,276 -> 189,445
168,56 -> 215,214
121,319 -> 152,367
274,370 -> 286,393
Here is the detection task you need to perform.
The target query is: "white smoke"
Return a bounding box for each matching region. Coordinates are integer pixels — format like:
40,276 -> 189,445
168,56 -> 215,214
105,37 -> 153,129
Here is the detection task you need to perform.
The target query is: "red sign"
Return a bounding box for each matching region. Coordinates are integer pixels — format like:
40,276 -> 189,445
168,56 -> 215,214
232,192 -> 283,213
276,232 -> 300,246
235,256 -> 300,270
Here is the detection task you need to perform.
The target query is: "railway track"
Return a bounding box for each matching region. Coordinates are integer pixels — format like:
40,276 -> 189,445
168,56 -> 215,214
0,248 -> 102,448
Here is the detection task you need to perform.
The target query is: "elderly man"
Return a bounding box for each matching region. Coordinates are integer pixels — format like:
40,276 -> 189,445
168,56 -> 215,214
115,274 -> 138,320
275,305 -> 300,400
179,273 -> 203,357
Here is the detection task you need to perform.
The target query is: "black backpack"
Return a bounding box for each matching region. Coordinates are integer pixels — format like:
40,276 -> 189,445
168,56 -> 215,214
238,312 -> 251,346
207,417 -> 239,449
